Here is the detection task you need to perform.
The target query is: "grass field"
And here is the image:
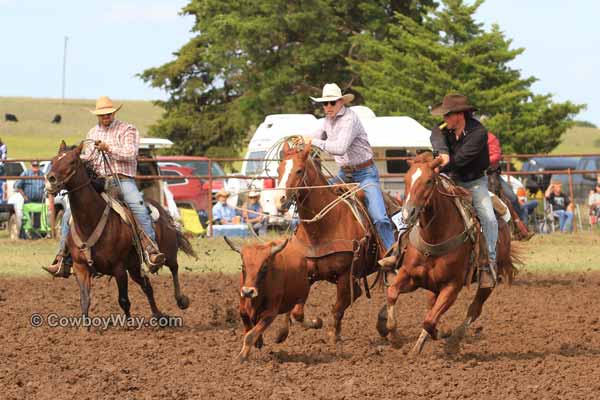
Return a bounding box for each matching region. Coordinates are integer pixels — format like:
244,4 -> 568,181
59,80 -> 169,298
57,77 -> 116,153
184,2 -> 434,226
1,230 -> 600,277
0,97 -> 163,159
2,97 -> 599,159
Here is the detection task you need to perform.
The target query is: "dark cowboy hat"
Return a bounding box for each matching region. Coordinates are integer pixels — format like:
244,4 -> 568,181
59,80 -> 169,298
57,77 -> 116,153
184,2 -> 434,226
430,94 -> 477,116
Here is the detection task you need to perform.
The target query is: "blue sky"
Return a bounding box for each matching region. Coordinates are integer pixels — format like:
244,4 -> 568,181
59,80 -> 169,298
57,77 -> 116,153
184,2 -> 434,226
1,1 -> 598,125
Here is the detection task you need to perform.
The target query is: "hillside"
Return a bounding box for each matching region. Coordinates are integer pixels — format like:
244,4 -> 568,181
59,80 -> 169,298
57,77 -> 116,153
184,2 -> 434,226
1,97 -> 598,159
0,97 -> 163,159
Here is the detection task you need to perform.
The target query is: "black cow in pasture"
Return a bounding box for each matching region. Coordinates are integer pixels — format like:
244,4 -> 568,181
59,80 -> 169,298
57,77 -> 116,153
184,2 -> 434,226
51,114 -> 62,124
5,113 -> 18,122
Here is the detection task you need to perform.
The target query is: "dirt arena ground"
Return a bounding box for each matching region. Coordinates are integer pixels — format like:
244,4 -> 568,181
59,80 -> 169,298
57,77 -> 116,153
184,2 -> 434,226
2,271 -> 600,400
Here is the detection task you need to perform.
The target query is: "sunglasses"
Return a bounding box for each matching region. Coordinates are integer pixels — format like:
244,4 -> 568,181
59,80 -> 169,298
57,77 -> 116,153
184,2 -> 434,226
320,100 -> 338,107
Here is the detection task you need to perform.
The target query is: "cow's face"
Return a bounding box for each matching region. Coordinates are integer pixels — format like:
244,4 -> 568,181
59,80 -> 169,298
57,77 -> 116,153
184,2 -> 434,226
225,238 -> 288,298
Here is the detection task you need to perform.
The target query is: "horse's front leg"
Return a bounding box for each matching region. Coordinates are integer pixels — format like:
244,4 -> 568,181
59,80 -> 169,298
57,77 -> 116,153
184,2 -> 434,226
383,268 -> 416,347
128,258 -> 164,319
329,271 -> 361,344
446,286 -> 494,353
73,263 -> 92,319
411,284 -> 461,356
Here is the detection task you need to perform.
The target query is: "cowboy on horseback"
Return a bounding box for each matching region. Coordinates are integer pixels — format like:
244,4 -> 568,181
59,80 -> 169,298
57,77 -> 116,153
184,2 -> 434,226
430,94 -> 498,288
305,83 -> 396,254
43,96 -> 166,277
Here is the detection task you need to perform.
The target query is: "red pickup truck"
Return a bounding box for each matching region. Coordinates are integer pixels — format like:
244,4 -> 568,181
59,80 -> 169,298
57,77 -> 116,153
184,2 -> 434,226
158,157 -> 226,213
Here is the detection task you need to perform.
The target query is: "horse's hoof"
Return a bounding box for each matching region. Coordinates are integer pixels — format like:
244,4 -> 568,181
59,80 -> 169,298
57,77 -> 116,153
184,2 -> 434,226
376,317 -> 389,338
274,329 -> 289,344
255,336 -> 264,349
388,331 -> 403,349
237,353 -> 248,364
310,317 -> 323,329
176,295 -> 190,310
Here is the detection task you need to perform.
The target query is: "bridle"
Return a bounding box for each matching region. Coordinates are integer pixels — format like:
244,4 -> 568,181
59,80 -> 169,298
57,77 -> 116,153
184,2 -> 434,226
47,150 -> 91,195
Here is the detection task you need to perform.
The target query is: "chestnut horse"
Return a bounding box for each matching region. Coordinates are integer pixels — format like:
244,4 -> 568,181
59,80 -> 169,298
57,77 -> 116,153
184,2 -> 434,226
45,141 -> 196,320
377,152 -> 517,355
274,141 -> 381,343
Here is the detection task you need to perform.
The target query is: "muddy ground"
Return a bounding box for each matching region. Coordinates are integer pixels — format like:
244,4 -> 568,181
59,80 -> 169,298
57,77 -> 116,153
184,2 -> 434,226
1,271 -> 600,400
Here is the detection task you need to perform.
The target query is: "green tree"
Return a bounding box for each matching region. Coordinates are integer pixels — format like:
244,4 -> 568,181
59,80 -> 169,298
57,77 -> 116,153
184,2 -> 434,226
349,0 -> 584,154
140,0 -> 436,156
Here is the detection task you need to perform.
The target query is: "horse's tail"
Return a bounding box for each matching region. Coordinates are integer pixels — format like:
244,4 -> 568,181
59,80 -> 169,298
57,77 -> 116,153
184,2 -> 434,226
148,199 -> 198,260
498,239 -> 523,286
176,228 -> 198,259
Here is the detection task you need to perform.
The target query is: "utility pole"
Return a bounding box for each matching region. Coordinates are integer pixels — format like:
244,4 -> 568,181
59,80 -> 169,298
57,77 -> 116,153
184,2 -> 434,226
61,36 -> 68,103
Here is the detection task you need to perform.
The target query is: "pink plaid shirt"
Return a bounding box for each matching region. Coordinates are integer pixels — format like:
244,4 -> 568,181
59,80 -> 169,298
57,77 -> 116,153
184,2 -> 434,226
86,120 -> 140,177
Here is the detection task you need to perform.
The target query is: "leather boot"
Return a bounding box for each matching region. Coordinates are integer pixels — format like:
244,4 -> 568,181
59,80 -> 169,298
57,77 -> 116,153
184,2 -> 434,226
42,253 -> 72,278
478,261 -> 497,289
515,219 -> 535,241
139,231 -> 166,272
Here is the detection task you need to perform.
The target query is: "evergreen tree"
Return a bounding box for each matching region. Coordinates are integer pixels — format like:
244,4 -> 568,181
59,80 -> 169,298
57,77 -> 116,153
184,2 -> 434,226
140,0 -> 436,156
349,0 -> 583,154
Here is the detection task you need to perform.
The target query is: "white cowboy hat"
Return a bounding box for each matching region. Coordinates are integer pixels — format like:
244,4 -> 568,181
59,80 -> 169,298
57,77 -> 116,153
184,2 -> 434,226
248,190 -> 260,198
310,83 -> 355,104
89,96 -> 122,115
215,189 -> 230,198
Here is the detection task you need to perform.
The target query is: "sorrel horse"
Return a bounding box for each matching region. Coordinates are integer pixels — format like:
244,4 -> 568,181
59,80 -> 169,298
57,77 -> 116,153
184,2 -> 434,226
274,141 -> 381,343
45,141 -> 197,320
377,152 -> 517,355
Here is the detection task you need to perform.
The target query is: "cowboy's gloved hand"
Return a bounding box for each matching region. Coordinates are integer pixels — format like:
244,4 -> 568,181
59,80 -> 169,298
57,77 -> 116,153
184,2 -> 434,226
94,140 -> 110,152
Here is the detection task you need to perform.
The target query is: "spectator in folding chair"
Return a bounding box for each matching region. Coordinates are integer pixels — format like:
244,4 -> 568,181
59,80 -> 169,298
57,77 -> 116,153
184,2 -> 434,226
587,183 -> 600,225
212,189 -> 238,225
545,180 -> 574,232
11,160 -> 45,235
516,187 -> 538,226
242,190 -> 268,235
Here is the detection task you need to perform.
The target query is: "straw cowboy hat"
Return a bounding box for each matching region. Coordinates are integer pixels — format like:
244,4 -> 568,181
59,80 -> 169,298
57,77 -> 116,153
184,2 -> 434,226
430,94 -> 477,116
216,189 -> 230,199
310,83 -> 355,104
89,96 -> 122,115
248,190 -> 260,198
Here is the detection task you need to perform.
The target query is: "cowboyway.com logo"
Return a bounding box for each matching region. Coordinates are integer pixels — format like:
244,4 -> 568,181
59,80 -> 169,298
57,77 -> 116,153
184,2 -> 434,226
29,312 -> 183,329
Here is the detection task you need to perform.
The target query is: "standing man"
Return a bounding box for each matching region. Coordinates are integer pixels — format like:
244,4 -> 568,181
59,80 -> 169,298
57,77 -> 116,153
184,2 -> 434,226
0,138 -> 7,202
306,83 -> 395,254
43,96 -> 165,277
430,94 -> 498,288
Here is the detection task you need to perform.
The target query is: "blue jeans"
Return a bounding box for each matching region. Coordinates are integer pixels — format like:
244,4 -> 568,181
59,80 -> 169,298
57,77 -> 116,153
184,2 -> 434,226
519,200 -> 538,223
332,165 -> 395,250
59,178 -> 156,252
553,209 -> 573,232
456,176 -> 498,262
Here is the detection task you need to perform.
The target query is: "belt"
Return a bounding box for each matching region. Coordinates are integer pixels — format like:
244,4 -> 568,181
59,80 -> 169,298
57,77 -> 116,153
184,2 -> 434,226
341,159 -> 374,173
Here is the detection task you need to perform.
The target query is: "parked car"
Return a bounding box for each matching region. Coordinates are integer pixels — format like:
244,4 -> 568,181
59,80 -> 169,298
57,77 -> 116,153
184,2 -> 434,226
157,156 -> 226,212
159,164 -> 213,212
520,157 -> 580,195
549,156 -> 600,202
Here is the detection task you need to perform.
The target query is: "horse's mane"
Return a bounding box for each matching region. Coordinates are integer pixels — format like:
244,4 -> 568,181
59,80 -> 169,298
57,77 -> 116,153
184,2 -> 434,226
413,151 -> 434,164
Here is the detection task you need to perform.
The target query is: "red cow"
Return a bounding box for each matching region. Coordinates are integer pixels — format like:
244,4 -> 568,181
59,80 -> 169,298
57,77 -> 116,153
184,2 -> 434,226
224,237 -> 322,362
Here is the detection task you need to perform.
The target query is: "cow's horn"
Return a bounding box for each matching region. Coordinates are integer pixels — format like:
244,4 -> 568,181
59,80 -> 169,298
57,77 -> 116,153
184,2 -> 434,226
270,239 -> 289,256
224,236 -> 241,253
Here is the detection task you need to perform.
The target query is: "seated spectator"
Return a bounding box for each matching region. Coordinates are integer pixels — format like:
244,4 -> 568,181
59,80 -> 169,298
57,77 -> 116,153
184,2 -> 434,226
212,189 -> 238,225
9,161 -> 45,234
242,190 -> 268,235
516,187 -> 539,224
588,183 -> 600,224
545,180 -> 573,232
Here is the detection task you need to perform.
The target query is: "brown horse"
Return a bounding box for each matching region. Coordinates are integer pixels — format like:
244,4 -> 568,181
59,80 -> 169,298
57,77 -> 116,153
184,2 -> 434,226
274,141 -> 381,343
377,152 -> 517,355
45,141 -> 196,320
